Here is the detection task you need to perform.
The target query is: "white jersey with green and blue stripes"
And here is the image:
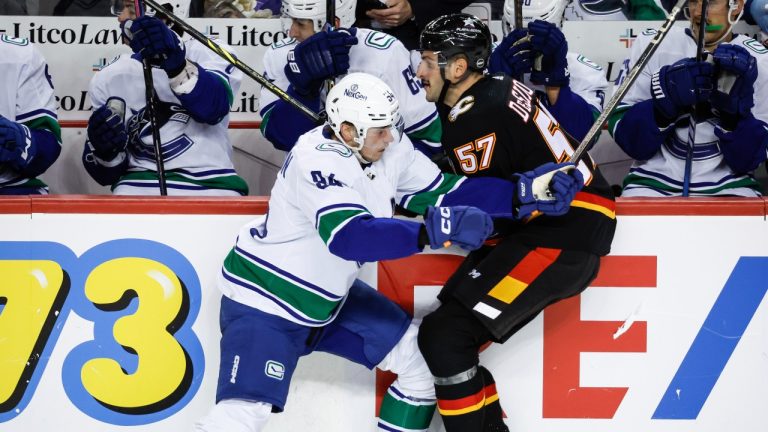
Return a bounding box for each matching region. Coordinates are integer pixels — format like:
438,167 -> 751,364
220,126 -> 464,325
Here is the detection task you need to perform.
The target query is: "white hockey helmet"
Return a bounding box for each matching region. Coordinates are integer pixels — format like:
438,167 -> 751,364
281,0 -> 357,32
325,73 -> 402,155
502,0 -> 568,34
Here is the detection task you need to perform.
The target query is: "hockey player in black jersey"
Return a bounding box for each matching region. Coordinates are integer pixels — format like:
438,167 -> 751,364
414,13 -> 617,432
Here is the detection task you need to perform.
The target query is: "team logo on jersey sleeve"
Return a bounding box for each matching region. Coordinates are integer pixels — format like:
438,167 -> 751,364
448,96 -> 475,122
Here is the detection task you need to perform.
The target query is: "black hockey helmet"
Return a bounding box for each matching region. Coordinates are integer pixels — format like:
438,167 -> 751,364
419,13 -> 492,72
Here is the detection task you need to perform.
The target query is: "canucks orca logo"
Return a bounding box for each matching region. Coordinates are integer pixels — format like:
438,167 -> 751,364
127,101 -> 194,163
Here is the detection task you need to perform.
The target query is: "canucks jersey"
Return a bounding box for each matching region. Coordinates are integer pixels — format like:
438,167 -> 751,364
86,38 -> 247,195
259,28 -> 442,154
611,27 -> 768,197
438,74 -> 616,255
219,129 -> 462,325
0,35 -> 60,192
515,52 -> 609,115
564,0 -> 666,20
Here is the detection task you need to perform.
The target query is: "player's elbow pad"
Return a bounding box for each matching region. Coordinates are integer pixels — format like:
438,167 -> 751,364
20,129 -> 61,178
262,88 -> 321,152
613,100 -> 666,161
716,115 -> 768,174
544,86 -> 595,142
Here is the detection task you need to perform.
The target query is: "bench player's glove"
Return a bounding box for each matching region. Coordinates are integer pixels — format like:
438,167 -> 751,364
87,102 -> 128,161
528,20 -> 569,87
0,115 -> 35,171
127,16 -> 187,77
515,162 -> 583,219
422,206 -> 494,251
651,57 -> 713,124
488,28 -> 533,78
284,28 -> 358,96
711,44 -> 757,124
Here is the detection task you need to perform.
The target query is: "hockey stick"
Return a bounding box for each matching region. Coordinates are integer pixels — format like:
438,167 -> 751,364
134,0 -> 168,196
569,0 -> 688,163
142,0 -> 321,124
324,0 -> 336,91
682,0 -> 710,196
513,0 -> 525,81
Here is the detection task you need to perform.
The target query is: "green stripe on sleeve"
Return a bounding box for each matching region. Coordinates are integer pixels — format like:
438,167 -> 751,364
402,174 -> 464,215
317,208 -> 368,244
22,115 -> 61,143
607,104 -> 631,138
406,117 -> 442,144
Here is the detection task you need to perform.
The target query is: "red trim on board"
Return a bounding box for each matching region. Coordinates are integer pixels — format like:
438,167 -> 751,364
0,196 -> 763,216
0,196 -> 32,214
59,120 -> 261,129
29,195 -> 268,214
615,197 -> 765,216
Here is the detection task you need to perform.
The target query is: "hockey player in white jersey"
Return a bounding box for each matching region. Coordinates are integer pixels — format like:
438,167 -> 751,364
489,0 -> 609,143
195,73 -> 583,432
608,0 -> 768,196
258,0 -> 443,157
82,1 -> 248,195
0,36 -> 61,194
564,0 -> 667,20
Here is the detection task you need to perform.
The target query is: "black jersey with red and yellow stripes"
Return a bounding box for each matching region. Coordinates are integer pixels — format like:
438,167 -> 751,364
437,74 -> 616,256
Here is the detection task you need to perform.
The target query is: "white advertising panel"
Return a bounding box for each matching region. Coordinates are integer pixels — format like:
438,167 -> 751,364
0,197 -> 766,431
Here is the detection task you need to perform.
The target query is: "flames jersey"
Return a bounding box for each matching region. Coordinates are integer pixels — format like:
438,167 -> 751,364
438,74 -> 616,255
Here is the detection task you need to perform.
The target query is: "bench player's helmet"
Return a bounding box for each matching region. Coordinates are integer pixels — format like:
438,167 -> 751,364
281,0 -> 356,32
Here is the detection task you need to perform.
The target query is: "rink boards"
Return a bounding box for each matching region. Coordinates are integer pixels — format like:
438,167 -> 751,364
0,196 -> 766,431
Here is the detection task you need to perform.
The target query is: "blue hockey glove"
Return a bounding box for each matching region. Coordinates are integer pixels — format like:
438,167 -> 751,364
423,206 -> 494,251
488,28 -> 533,77
87,103 -> 128,161
651,57 -> 713,122
0,115 -> 35,171
515,162 -> 583,219
127,16 -> 187,77
711,44 -> 757,121
528,20 -> 569,87
284,27 -> 358,96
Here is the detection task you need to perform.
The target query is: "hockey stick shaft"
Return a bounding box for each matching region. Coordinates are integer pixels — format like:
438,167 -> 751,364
570,0 -> 687,163
683,0 -> 709,196
513,0 -> 524,81
143,0 -> 321,124
135,0 -> 168,196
